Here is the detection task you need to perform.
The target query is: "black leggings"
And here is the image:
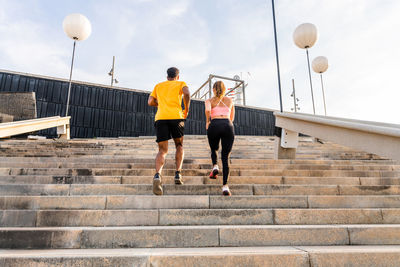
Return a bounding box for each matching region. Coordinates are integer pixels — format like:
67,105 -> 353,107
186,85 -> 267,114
207,119 -> 235,185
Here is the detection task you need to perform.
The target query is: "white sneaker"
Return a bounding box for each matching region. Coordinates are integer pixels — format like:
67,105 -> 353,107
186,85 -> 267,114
209,165 -> 219,179
222,185 -> 231,196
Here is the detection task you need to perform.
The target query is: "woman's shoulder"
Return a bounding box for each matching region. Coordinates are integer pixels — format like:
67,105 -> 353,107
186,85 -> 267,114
223,96 -> 233,104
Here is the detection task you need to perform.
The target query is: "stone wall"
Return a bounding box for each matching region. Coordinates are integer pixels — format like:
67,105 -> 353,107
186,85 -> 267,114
0,92 -> 37,121
0,112 -> 13,123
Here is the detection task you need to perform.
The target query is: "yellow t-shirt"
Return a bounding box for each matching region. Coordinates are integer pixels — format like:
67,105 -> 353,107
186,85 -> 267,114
150,80 -> 187,121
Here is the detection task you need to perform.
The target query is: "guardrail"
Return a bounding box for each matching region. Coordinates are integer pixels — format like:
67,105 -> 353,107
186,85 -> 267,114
274,112 -> 400,161
0,116 -> 71,139
191,74 -> 247,105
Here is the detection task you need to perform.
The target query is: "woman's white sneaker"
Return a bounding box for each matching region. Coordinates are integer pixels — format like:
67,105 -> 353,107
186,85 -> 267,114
209,165 -> 219,179
222,185 -> 231,196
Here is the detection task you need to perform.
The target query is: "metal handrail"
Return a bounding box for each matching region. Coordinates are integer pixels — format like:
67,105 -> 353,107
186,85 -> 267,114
191,78 -> 211,98
191,74 -> 247,105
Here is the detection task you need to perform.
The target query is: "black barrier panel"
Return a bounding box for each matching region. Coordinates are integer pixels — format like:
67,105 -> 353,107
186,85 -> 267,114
0,71 -> 276,138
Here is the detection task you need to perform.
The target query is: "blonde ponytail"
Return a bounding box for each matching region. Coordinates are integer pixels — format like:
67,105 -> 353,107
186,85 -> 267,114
213,81 -> 226,99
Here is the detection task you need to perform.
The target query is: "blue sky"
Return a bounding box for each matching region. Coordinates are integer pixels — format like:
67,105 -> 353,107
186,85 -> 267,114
1,0 -> 399,123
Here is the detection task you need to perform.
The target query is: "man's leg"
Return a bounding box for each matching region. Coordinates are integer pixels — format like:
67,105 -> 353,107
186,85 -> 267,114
155,140 -> 168,174
153,141 -> 168,196
173,137 -> 184,172
170,119 -> 185,185
173,137 -> 184,184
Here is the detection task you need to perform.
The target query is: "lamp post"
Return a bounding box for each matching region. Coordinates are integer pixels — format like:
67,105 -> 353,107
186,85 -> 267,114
290,79 -> 300,112
271,0 -> 283,112
293,23 -> 318,114
62,13 -> 92,117
108,56 -> 119,87
312,56 -> 329,116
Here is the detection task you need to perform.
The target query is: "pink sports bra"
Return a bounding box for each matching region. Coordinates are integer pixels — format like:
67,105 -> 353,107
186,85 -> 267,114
205,98 -> 231,118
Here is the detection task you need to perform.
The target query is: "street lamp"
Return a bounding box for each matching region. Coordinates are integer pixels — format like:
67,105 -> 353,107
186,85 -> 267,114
271,0 -> 283,112
293,23 -> 318,114
108,56 -> 119,87
62,13 -> 92,117
312,56 -> 329,116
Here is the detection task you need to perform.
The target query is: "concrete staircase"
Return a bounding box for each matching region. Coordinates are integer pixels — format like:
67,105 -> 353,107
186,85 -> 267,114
1,135 -> 400,266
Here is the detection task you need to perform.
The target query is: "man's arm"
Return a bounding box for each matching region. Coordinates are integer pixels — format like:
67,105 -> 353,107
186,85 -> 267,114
148,96 -> 158,107
182,86 -> 190,118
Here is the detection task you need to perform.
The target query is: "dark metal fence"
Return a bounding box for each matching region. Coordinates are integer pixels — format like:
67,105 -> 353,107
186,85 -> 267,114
0,70 -> 276,138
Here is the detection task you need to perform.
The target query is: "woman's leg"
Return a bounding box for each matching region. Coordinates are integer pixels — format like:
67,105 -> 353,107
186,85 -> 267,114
221,122 -> 235,185
207,122 -> 220,165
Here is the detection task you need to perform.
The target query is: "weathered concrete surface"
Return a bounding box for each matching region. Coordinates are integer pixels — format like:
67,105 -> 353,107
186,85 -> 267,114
0,112 -> 13,123
159,209 -> 273,225
210,196 -> 308,209
0,92 -> 37,121
274,209 -> 383,225
219,225 -> 349,246
305,246 -> 400,267
80,226 -> 219,248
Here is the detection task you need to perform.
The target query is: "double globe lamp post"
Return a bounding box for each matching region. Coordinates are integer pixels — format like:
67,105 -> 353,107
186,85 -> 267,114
293,23 -> 318,115
62,13 -> 92,117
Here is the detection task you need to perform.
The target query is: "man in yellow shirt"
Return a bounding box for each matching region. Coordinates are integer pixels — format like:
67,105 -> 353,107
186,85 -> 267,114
148,67 -> 190,195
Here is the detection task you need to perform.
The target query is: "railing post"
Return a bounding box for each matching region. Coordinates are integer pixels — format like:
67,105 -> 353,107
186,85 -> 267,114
242,82 -> 246,106
274,128 -> 298,159
208,75 -> 212,99
57,117 -> 71,140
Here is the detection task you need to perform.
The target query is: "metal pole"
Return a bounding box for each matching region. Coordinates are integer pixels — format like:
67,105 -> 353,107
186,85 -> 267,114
111,56 -> 115,87
292,79 -> 297,112
208,75 -> 212,99
271,0 -> 283,112
242,82 -> 246,106
320,73 -> 327,116
306,48 -> 316,114
65,39 -> 77,117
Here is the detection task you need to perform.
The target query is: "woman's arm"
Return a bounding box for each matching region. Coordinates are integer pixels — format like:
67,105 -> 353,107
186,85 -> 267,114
205,100 -> 211,129
230,103 -> 235,122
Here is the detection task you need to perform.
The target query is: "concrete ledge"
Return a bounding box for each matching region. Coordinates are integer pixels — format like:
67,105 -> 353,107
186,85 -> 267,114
2,246 -> 400,267
0,116 -> 70,139
0,247 -> 308,267
275,112 -> 400,161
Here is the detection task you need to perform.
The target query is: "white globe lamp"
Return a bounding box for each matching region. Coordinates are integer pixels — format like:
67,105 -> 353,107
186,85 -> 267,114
293,23 -> 318,49
312,56 -> 329,115
62,13 -> 92,117
293,23 -> 318,114
312,56 -> 328,73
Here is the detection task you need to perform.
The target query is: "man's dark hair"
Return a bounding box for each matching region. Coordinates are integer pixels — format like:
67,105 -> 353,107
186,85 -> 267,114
167,67 -> 179,79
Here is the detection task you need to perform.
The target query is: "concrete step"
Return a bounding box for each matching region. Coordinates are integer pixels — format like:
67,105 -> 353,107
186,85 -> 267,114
2,195 -> 400,210
1,156 -> 395,165
3,167 -> 398,177
1,225 -> 400,248
2,246 -> 400,267
3,175 -> 400,186
1,162 -> 397,171
2,184 -> 400,196
2,208 -> 400,227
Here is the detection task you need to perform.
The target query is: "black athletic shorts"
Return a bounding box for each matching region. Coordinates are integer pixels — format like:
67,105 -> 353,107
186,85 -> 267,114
154,119 -> 185,143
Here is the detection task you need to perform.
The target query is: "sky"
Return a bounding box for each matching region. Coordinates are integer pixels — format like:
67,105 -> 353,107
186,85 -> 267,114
0,0 -> 399,124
